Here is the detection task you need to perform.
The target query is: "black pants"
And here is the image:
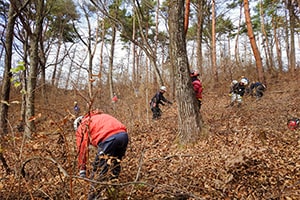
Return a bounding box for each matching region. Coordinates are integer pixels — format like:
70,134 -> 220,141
255,85 -> 265,98
92,132 -> 128,179
197,99 -> 202,110
151,107 -> 162,119
88,132 -> 128,200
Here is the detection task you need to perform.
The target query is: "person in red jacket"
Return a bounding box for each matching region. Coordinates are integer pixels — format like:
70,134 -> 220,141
74,110 -> 129,182
190,69 -> 203,110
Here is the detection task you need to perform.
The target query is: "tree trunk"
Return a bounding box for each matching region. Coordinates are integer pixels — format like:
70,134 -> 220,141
259,0 -> 274,72
168,0 -> 202,144
184,0 -> 190,35
0,0 -> 17,175
0,2 -> 17,135
24,0 -> 45,137
109,26 -> 116,100
243,0 -> 265,83
211,0 -> 218,83
196,0 -> 204,76
79,5 -> 99,100
87,19 -> 94,100
19,32 -> 29,131
287,0 -> 296,74
39,31 -> 47,104
51,39 -> 62,86
65,49 -> 76,90
272,19 -> 283,71
125,1 -> 164,87
284,8 -> 290,72
96,19 -> 105,100
234,4 -> 243,65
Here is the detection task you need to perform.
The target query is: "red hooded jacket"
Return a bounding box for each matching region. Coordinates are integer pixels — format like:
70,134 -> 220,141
76,112 -> 127,170
192,78 -> 203,100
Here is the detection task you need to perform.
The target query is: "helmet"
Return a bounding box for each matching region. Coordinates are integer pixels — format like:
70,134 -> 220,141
240,78 -> 249,85
287,118 -> 299,130
231,80 -> 238,85
160,86 -> 167,92
74,101 -> 77,105
74,116 -> 83,130
190,69 -> 199,77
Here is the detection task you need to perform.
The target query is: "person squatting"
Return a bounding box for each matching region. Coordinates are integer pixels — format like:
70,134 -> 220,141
249,81 -> 266,100
229,77 -> 249,107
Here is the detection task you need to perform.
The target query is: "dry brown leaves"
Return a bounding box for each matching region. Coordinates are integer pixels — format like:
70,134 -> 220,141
0,75 -> 300,199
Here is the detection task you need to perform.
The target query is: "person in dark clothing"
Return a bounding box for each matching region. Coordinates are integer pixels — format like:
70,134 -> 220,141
249,81 -> 266,100
229,77 -> 248,107
150,86 -> 172,119
74,101 -> 80,117
190,69 -> 203,110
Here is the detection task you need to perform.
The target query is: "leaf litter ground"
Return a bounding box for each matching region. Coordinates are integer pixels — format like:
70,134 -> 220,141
0,74 -> 299,199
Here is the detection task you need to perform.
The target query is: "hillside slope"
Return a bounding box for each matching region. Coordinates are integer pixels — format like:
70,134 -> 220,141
0,73 -> 299,199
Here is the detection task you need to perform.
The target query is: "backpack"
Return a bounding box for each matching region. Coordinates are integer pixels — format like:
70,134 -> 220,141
150,93 -> 158,108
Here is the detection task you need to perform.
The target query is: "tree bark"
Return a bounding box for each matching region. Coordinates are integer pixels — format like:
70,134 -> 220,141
109,25 -> 116,100
51,38 -> 62,86
234,4 -> 243,66
168,0 -> 202,144
196,0 -> 204,75
211,0 -> 218,83
24,0 -> 45,137
272,19 -> 283,71
243,0 -> 265,83
39,30 -> 47,103
184,0 -> 190,35
19,33 -> 29,131
259,0 -> 274,72
76,3 -> 100,100
287,0 -> 296,74
0,1 -> 17,135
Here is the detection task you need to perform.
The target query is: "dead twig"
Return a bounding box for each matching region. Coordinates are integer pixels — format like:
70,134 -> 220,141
21,156 -> 69,178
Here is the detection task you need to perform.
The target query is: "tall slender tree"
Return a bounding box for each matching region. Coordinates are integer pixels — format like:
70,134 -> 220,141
74,2 -> 100,99
196,0 -> 205,75
0,0 -> 18,135
24,0 -> 45,137
244,0 -> 265,83
211,0 -> 218,82
287,0 -> 296,74
0,0 -> 18,176
109,21 -> 117,101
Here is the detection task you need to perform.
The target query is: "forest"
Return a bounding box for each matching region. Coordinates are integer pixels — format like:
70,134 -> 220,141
0,0 -> 299,199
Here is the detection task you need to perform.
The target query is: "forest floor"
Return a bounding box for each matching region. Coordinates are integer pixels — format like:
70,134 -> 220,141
0,72 -> 300,200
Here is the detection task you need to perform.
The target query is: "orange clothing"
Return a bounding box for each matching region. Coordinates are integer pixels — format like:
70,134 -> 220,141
76,112 -> 127,170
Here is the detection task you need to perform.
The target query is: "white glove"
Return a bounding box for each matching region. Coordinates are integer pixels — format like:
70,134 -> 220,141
79,170 -> 86,178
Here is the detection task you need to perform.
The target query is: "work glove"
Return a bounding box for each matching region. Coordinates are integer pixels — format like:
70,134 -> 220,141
228,93 -> 232,97
79,170 -> 86,178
